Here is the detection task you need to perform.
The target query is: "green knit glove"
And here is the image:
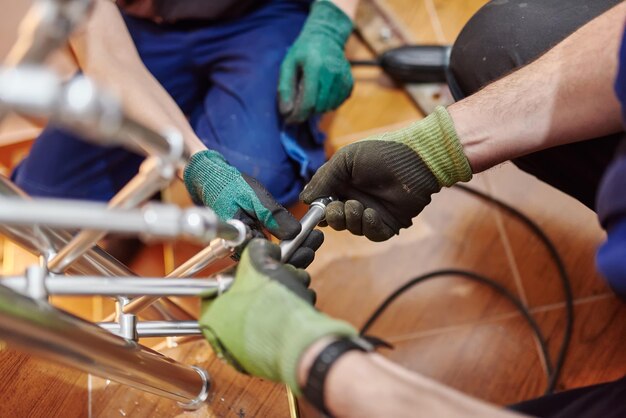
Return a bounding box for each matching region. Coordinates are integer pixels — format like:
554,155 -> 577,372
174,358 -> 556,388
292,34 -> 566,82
199,239 -> 357,394
183,150 -> 301,240
278,0 -> 354,123
301,106 -> 472,241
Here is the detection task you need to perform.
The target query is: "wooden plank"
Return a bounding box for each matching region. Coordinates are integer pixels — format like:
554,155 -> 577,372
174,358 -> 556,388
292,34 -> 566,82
354,0 -> 454,114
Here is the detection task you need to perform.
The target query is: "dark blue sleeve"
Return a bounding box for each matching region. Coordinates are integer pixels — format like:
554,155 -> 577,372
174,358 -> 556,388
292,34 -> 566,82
596,143 -> 626,299
595,26 -> 626,299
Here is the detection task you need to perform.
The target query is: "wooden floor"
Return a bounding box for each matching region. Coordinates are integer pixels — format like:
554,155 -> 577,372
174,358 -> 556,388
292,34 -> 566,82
1,0 -> 625,417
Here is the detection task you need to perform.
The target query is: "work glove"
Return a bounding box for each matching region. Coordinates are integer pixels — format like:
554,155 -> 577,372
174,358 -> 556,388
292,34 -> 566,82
301,106 -> 473,242
199,239 -> 357,394
184,150 -> 324,267
278,0 -> 353,124
184,150 -> 301,240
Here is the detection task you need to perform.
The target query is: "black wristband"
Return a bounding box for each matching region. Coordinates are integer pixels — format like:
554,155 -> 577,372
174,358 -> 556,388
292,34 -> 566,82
303,338 -> 371,417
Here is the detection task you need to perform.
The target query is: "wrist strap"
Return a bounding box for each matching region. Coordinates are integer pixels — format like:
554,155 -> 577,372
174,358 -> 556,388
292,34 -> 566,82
303,338 -> 371,417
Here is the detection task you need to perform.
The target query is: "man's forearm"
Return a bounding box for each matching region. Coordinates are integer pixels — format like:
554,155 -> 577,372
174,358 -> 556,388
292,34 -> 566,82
449,2 -> 626,173
297,338 -> 525,417
69,0 -> 207,158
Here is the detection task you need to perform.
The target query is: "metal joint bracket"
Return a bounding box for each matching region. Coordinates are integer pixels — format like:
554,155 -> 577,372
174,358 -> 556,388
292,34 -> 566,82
25,265 -> 47,300
280,197 -> 334,262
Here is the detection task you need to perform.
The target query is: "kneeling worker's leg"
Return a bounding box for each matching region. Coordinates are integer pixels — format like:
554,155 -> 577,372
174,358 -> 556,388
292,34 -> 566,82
190,1 -> 325,207
12,126 -> 143,201
449,0 -> 623,210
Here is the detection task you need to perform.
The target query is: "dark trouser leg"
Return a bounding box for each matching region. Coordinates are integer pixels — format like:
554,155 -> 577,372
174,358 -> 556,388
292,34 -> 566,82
448,0 -> 623,210
188,0 -> 319,206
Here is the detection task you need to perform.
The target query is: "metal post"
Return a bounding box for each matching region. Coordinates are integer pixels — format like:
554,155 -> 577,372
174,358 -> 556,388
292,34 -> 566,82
0,284 -> 210,408
47,156 -> 174,273
0,176 -> 190,321
120,238 -> 241,315
4,0 -> 93,66
99,321 -> 203,338
0,197 -> 243,243
0,67 -> 189,165
0,0 -> 93,124
280,197 -> 333,262
0,175 -> 135,277
0,275 -> 229,298
278,198 -> 332,418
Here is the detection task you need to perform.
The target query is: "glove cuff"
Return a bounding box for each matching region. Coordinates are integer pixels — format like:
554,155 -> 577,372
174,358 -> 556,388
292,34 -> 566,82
307,0 -> 354,47
401,106 -> 473,187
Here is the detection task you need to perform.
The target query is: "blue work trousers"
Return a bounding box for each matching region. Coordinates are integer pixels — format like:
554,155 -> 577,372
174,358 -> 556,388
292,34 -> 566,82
12,0 -> 324,206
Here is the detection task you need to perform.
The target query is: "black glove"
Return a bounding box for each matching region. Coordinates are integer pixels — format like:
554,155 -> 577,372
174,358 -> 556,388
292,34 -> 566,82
301,108 -> 473,241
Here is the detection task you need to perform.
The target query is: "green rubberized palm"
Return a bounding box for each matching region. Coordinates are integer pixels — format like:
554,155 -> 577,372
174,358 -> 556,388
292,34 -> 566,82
200,239 -> 357,394
278,0 -> 354,123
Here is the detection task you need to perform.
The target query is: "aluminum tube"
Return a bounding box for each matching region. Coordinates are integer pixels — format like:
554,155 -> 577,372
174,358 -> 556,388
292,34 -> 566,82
0,174 -> 141,277
4,0 -> 93,66
48,157 -> 172,273
0,198 -> 167,236
120,116 -> 191,163
280,197 -> 333,262
0,175 -> 56,256
0,197 -> 242,243
0,284 -> 209,406
0,276 -> 225,297
0,67 -> 184,162
0,177 -> 187,320
0,0 -> 93,124
99,321 -> 202,338
122,238 -> 237,315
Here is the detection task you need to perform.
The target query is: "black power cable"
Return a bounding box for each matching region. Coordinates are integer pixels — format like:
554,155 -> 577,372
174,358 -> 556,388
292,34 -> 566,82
360,184 -> 574,395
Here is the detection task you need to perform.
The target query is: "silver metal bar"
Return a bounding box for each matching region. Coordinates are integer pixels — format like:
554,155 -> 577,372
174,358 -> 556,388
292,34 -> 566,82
0,175 -> 137,277
120,116 -> 191,163
4,0 -> 93,66
0,284 -> 210,408
99,321 -> 203,338
0,67 -> 189,165
0,275 -> 228,297
280,197 -> 333,262
0,0 -> 93,124
122,237 -> 243,315
125,197 -> 332,315
0,177 -> 187,320
0,197 -> 243,243
47,156 -> 173,273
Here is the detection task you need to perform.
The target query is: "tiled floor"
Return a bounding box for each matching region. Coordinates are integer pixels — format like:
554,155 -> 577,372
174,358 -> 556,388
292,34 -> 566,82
1,0 -> 625,417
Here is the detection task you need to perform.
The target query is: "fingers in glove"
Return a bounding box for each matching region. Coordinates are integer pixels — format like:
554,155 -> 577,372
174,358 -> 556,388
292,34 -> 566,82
315,72 -> 335,114
278,54 -> 297,117
287,247 -> 315,269
242,174 -> 301,240
300,229 -> 324,252
362,207 -> 396,242
283,263 -> 311,287
286,61 -> 320,124
300,163 -> 336,204
345,200 -> 364,236
327,70 -> 353,111
285,229 -> 324,268
247,239 -> 313,303
300,147 -> 355,204
324,201 -> 347,231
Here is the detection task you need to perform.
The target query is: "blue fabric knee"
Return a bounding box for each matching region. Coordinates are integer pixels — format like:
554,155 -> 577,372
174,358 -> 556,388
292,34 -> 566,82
11,126 -> 143,201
